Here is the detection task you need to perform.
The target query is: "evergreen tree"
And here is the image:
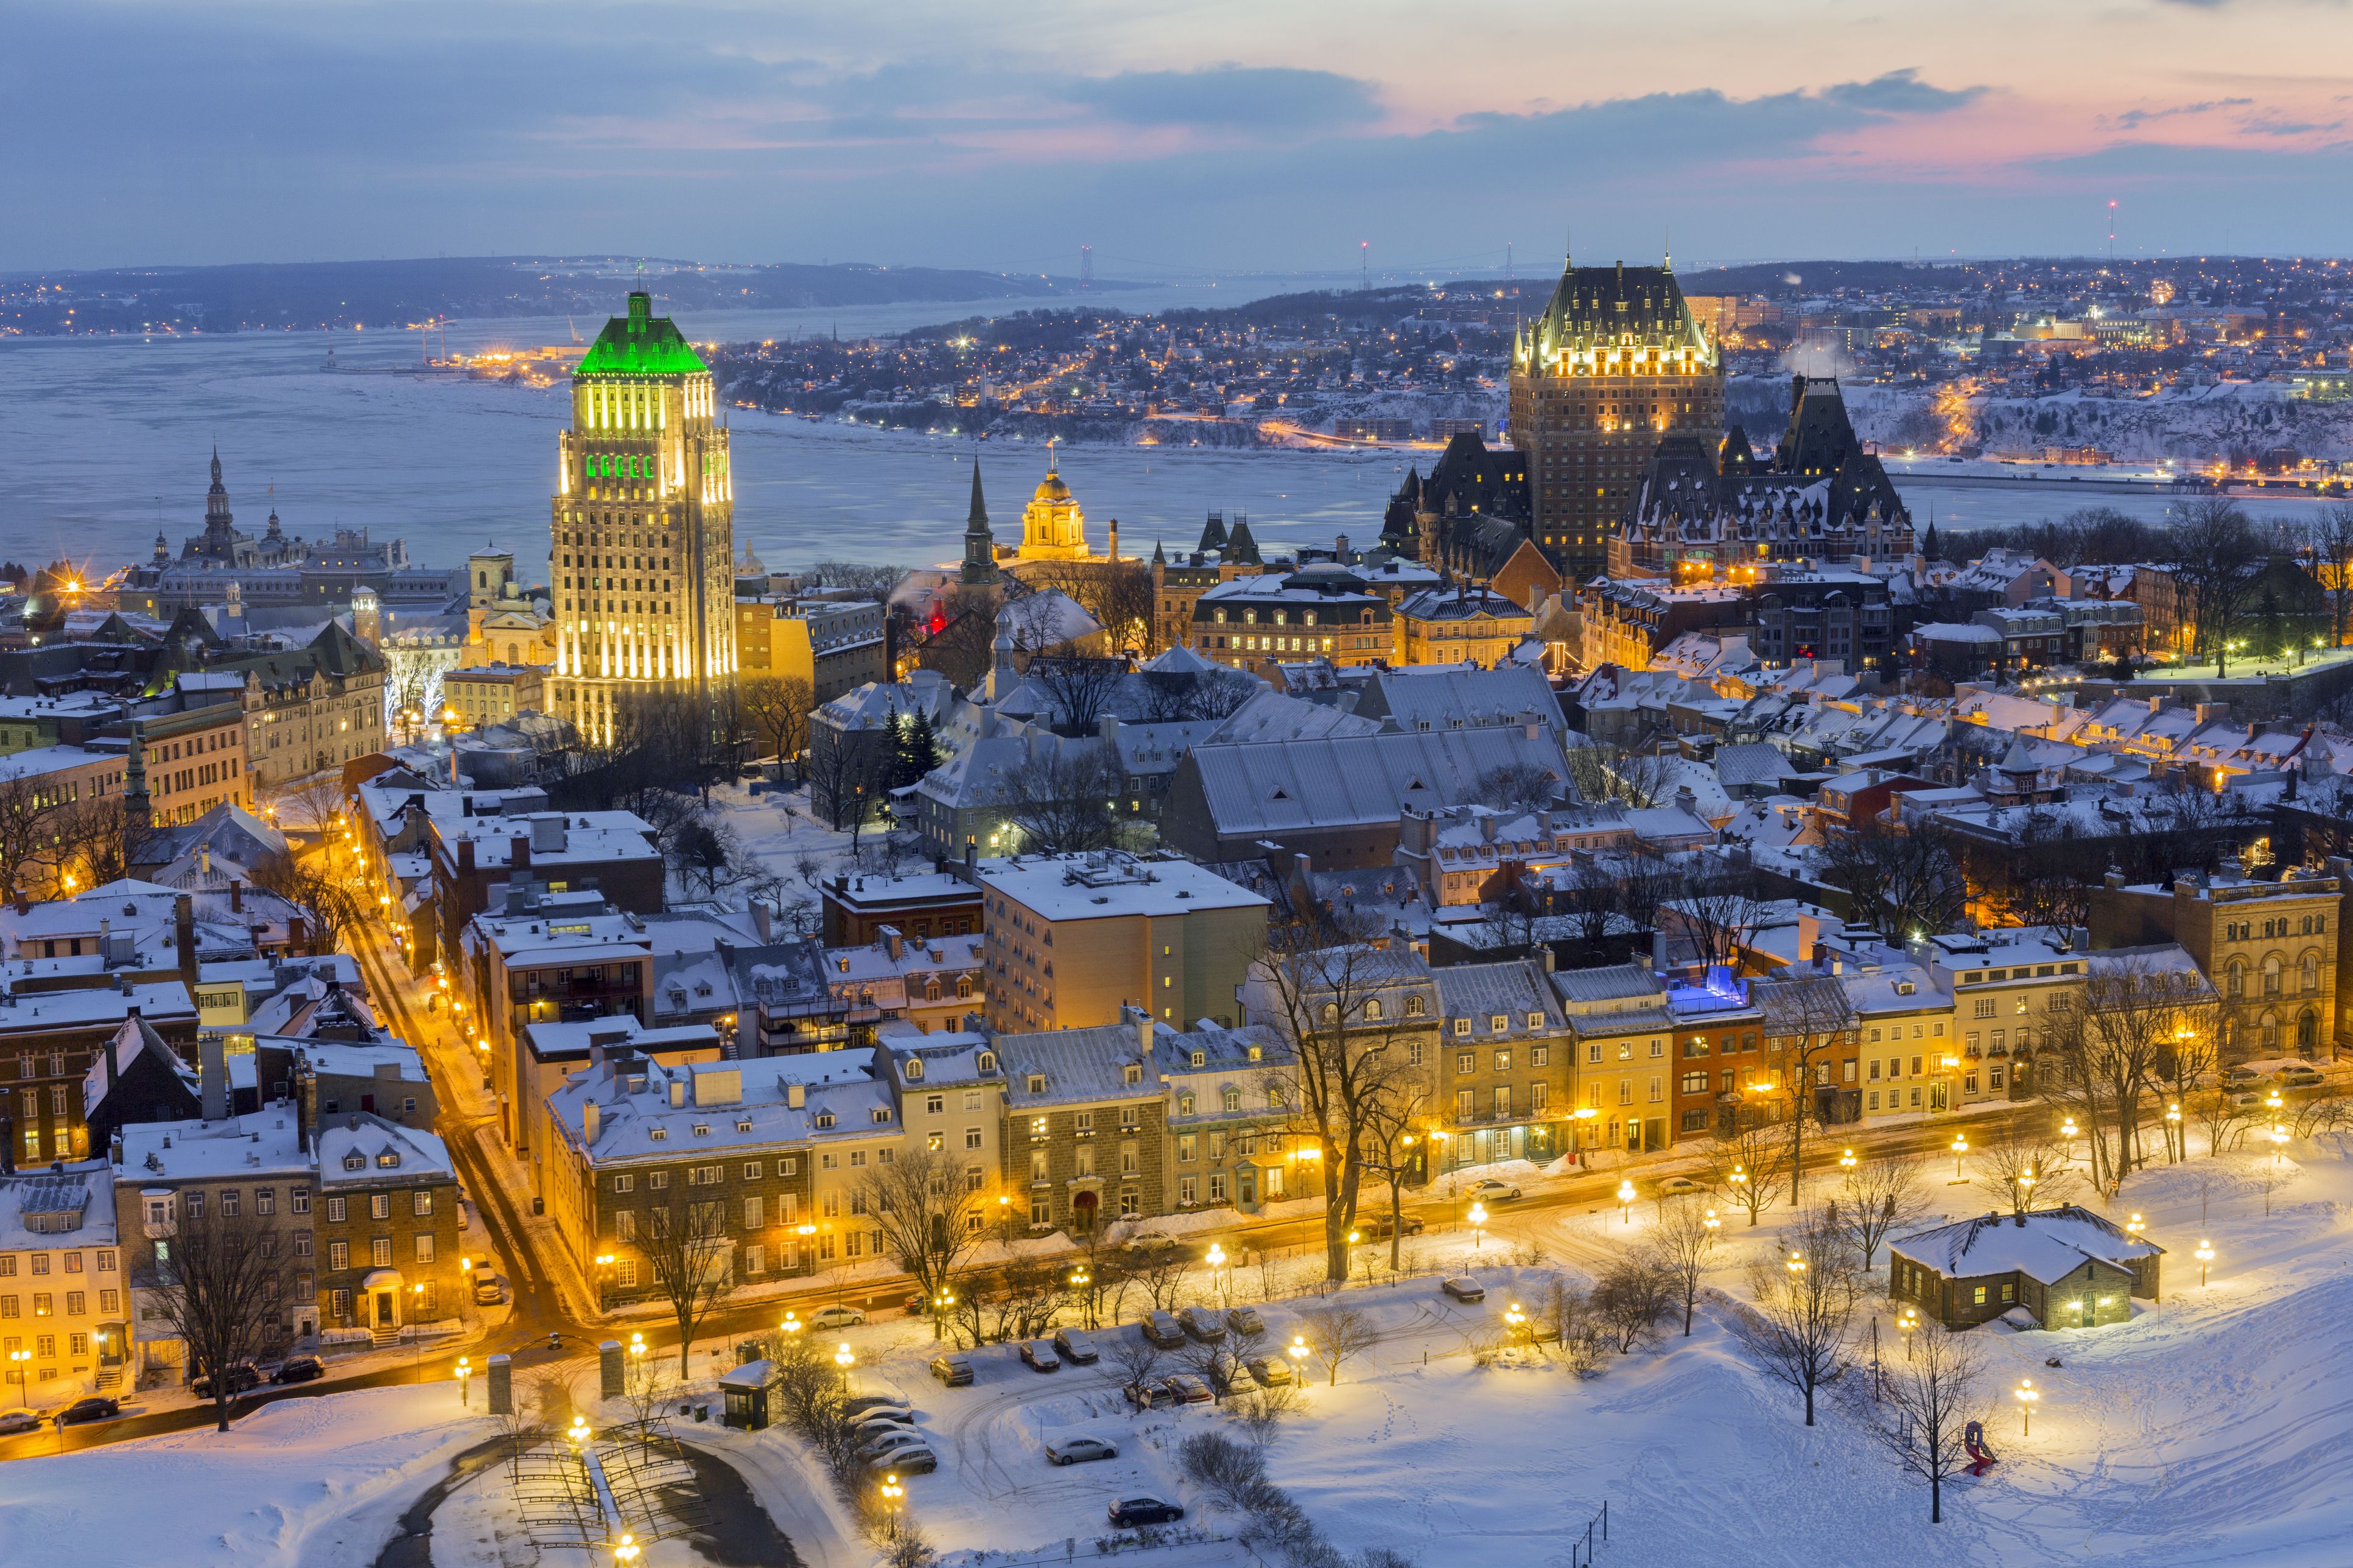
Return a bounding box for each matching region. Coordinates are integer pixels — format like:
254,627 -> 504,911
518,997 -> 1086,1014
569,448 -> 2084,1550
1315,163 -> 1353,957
891,709 -> 943,790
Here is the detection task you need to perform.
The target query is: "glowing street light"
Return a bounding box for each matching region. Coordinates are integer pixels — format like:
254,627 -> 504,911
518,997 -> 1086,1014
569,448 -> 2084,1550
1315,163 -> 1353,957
1898,1305 -> 1918,1359
1616,1179 -> 1636,1223
455,1355 -> 472,1407
567,1415 -> 592,1448
612,1533 -> 641,1567
1703,1208 -> 1720,1234
780,1311 -> 803,1338
2195,1239 -> 2215,1287
1467,1201 -> 1488,1250
2015,1377 -> 2039,1436
1838,1148 -> 1858,1175
834,1342 -> 856,1395
1785,1250 -> 1807,1277
1951,1135 -> 1968,1180
2124,1213 -> 2145,1240
1504,1302 -> 1526,1342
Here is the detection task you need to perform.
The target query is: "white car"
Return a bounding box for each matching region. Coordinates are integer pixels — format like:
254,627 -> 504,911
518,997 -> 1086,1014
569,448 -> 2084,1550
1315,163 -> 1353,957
1045,1434 -> 1119,1466
810,1304 -> 867,1329
1656,1177 -> 1703,1197
1466,1178 -> 1522,1202
0,1407 -> 37,1435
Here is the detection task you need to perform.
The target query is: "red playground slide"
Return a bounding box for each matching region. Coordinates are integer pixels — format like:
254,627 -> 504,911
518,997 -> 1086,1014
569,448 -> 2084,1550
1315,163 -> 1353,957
1965,1419 -> 1999,1476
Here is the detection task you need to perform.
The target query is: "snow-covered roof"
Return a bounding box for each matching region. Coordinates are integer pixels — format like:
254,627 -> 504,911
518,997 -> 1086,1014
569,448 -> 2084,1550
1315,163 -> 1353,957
117,1107 -> 310,1183
975,852 -> 1268,922
315,1115 -> 455,1188
1890,1204 -> 2162,1286
0,1163 -> 114,1251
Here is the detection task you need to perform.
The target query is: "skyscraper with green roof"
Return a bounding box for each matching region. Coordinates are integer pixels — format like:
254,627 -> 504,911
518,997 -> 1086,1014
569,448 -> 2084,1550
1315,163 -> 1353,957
549,290 -> 736,740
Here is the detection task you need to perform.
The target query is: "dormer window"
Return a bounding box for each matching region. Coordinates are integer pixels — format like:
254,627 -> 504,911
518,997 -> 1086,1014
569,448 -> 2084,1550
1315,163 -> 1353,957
736,1119 -> 753,1132
814,1112 -> 836,1129
1222,1087 -> 1242,1111
650,1128 -> 668,1140
906,1059 -> 925,1081
1177,1092 -> 1196,1115
342,1153 -> 364,1171
376,1152 -> 399,1168
1490,1014 -> 1508,1032
872,1108 -> 892,1124
1526,1012 -> 1543,1029
1027,1073 -> 1046,1094
1405,995 -> 1426,1017
977,1051 -> 997,1073
1123,1063 -> 1143,1086
1247,1045 -> 1262,1062
1366,999 -> 1384,1021
1453,1018 -> 1470,1037
693,1124 -> 710,1136
1190,1050 -> 1207,1068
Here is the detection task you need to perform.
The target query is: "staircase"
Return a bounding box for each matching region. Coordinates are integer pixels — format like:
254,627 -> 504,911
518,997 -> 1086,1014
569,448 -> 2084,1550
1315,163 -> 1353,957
370,1326 -> 402,1349
94,1365 -> 123,1391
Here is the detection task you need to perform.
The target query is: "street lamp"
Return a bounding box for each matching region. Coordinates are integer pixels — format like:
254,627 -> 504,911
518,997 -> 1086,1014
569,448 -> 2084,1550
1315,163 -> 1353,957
1785,1250 -> 1807,1277
781,1311 -> 802,1339
1898,1305 -> 1918,1360
2166,1102 -> 2183,1157
455,1356 -> 471,1407
1951,1135 -> 1968,1180
611,1533 -> 641,1568
878,1473 -> 905,1536
1467,1201 -> 1487,1251
1703,1208 -> 1720,1234
1838,1148 -> 1858,1176
2124,1213 -> 2145,1240
2015,1377 -> 2039,1436
567,1415 -> 592,1448
2195,1239 -> 2215,1287
1616,1180 -> 1635,1224
1288,1334 -> 1309,1387
834,1342 -> 856,1395
1504,1302 -> 1526,1343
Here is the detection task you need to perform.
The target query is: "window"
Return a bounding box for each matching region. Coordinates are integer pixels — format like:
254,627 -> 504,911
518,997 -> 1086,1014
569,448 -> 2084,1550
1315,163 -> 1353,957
370,1194 -> 391,1221
414,1234 -> 435,1264
413,1190 -> 433,1217
965,1126 -> 983,1150
1531,1045 -> 1548,1068
1452,1018 -> 1470,1037
1405,995 -> 1425,1017
256,1189 -> 275,1217
1973,1286 -> 1987,1305
1455,1051 -> 1474,1074
325,1197 -> 347,1223
220,1191 -> 240,1219
329,1241 -> 349,1271
1493,1049 -> 1512,1073
611,1174 -> 634,1194
1587,1043 -> 1602,1064
371,1238 -> 392,1267
743,1162 -> 763,1180
96,1251 -> 114,1272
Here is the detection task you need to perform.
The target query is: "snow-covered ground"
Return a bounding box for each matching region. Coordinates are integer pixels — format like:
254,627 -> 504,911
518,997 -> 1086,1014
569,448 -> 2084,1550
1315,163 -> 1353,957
13,1136 -> 2352,1568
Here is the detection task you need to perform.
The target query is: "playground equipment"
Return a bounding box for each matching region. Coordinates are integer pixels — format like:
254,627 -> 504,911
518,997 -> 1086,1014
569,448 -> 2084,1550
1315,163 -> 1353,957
1965,1419 -> 1999,1476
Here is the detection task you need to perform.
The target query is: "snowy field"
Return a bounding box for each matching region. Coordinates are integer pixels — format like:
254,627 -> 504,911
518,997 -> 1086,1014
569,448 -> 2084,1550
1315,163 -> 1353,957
9,1138 -> 2351,1568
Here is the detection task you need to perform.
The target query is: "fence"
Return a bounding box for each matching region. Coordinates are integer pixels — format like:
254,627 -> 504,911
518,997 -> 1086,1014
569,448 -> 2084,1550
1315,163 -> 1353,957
1566,1500 -> 1610,1568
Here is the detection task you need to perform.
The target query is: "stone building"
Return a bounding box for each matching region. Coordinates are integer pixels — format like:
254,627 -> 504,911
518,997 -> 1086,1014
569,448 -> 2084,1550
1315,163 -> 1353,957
994,1015 -> 1169,1234
548,292 -> 737,744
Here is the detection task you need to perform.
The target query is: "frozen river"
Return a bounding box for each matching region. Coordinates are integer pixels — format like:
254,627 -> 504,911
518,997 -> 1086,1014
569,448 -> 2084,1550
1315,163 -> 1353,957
3,290 -> 2338,577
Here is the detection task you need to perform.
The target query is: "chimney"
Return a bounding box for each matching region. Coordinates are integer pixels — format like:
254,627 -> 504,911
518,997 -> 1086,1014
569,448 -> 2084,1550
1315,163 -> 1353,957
201,1031 -> 228,1122
884,926 -> 903,962
230,879 -> 242,913
668,1077 -> 686,1108
512,835 -> 531,872
458,838 -> 477,875
1539,944 -> 1556,973
174,893 -> 197,996
787,1082 -> 805,1110
288,914 -> 307,953
105,1018 -> 122,1096
583,1100 -> 601,1146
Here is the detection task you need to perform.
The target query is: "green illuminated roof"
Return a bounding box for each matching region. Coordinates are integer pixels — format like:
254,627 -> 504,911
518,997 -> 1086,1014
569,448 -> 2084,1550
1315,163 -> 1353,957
575,292 -> 707,378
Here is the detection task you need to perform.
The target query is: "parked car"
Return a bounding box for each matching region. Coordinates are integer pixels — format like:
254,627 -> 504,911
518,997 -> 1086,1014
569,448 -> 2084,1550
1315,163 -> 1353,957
1045,1434 -> 1119,1465
1244,1356 -> 1294,1387
1655,1177 -> 1702,1197
2276,1065 -> 2324,1088
928,1355 -> 974,1387
472,1275 -> 508,1306
843,1394 -> 916,1418
1465,1178 -> 1522,1202
810,1304 -> 867,1329
1109,1497 -> 1185,1528
1159,1373 -> 1213,1405
1052,1328 -> 1100,1364
1368,1213 -> 1425,1239
868,1445 -> 938,1475
57,1397 -> 120,1426
1019,1340 -> 1062,1373
1174,1307 -> 1226,1343
0,1407 -> 39,1435
1122,1381 -> 1176,1410
1440,1276 -> 1487,1303
1120,1231 -> 1179,1255
850,1412 -> 918,1440
1224,1306 -> 1264,1336
858,1430 -> 933,1464
1141,1312 -> 1187,1349
191,1360 -> 262,1398
273,1356 -> 326,1385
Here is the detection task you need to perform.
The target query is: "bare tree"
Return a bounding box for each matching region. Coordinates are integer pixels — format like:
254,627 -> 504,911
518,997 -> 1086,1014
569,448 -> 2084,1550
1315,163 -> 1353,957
2308,502 -> 2353,651
1727,1211 -> 1857,1426
1249,931 -> 1428,1281
1025,654 -> 1129,737
806,561 -> 907,600
1103,1329 -> 1163,1412
857,1147 -> 987,1340
251,852 -> 365,955
738,674 -> 816,775
1593,1253 -> 1676,1352
1123,1242 -> 1192,1314
2189,1085 -> 2253,1160
1874,1322 -> 1986,1525
149,1203 -> 286,1433
1709,1118 -> 1789,1226
1562,742 -> 1673,809
2046,956 -> 2214,1191
1472,761 -> 1565,816
1752,971 -> 1860,1202
1649,1198 -> 1724,1335
2155,1020 -> 2220,1163
1671,860 -> 1770,971
1829,1156 -> 1932,1272
804,728 -> 893,849
1299,1304 -> 1379,1387
2163,497 -> 2263,675
1356,1071 -> 1436,1273
1180,1323 -> 1266,1405
639,1198 -> 736,1377
1972,1125 -> 2079,1219
998,743 -> 1124,854
1817,818 -> 1965,942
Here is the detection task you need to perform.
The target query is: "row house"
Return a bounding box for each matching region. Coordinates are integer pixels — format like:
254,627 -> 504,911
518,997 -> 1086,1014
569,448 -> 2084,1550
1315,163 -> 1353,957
1428,960 -> 1570,1167
994,1017 -> 1170,1233
1158,1021 -> 1319,1216
822,927 -> 987,1035
0,1164 -> 128,1402
1395,802 -> 1635,908
4,984 -> 200,1166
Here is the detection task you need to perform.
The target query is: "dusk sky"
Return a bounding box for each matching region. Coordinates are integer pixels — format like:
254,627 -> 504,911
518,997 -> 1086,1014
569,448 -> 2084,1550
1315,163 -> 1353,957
8,0 -> 2353,275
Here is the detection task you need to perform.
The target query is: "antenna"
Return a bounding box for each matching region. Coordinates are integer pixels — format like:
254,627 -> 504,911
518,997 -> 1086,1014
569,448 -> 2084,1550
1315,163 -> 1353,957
1360,241 -> 1369,293
1079,245 -> 1093,290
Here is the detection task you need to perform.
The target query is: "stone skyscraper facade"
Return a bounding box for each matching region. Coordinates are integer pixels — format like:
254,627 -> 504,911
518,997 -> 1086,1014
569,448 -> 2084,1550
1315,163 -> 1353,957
1508,253 -> 1724,580
549,292 -> 735,741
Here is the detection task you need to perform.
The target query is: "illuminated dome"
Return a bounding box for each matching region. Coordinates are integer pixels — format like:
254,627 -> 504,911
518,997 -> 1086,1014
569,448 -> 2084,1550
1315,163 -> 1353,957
1033,473 -> 1071,503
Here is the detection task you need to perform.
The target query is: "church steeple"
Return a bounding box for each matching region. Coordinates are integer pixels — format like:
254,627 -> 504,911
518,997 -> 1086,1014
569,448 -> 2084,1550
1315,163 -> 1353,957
121,710 -> 152,832
961,461 -> 999,584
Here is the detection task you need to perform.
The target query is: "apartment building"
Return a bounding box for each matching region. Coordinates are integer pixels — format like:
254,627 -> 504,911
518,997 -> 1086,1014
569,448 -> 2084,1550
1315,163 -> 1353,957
1428,959 -> 1571,1168
821,928 -> 987,1035
0,1164 -> 128,1401
441,664 -> 545,727
312,1114 -> 464,1335
1553,963 -> 1676,1154
1924,933 -> 2091,1102
879,1027 -> 1005,1216
428,810 -> 664,966
994,1016 -> 1169,1234
734,594 -> 887,704
2091,860 -> 2341,1056
4,984 -> 200,1165
1159,1021 -> 1315,1215
977,852 -> 1269,1032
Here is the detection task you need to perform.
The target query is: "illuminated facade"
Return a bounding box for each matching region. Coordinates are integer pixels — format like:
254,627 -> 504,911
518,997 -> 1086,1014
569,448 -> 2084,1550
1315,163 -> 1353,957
1015,455 -> 1092,562
549,292 -> 735,740
1509,252 -> 1724,579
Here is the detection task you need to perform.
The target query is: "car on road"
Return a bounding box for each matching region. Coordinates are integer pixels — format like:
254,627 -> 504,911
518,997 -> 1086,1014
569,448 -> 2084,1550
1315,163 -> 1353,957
1159,1373 -> 1213,1405
810,1304 -> 867,1330
273,1356 -> 326,1385
1045,1434 -> 1119,1466
1465,1178 -> 1522,1202
1174,1306 -> 1226,1343
843,1395 -> 915,1418
1019,1340 -> 1062,1373
1243,1356 -> 1294,1387
1120,1231 -> 1179,1255
928,1355 -> 973,1387
1109,1497 -> 1185,1528
1367,1213 -> 1425,1239
0,1408 -> 38,1435
191,1360 -> 262,1398
1140,1311 -> 1187,1349
1224,1306 -> 1264,1335
473,1275 -> 508,1306
1052,1328 -> 1100,1364
868,1446 -> 938,1475
1440,1276 -> 1487,1303
57,1397 -> 120,1426
1655,1177 -> 1703,1197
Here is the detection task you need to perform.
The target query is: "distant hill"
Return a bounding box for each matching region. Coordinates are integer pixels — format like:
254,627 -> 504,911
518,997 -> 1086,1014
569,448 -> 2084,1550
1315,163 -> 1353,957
0,256 -> 1115,336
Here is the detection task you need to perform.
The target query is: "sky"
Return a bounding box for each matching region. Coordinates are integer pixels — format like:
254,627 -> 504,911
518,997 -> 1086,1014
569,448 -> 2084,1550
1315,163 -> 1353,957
5,0 -> 2352,276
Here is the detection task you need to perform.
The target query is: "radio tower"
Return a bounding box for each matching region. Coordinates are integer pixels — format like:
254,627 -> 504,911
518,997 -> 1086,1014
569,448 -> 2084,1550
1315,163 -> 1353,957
1506,241 -> 1515,295
1079,245 -> 1093,290
1360,240 -> 1369,293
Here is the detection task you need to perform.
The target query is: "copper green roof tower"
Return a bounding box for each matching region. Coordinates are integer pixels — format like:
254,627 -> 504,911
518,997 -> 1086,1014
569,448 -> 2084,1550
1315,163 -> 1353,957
550,290 -> 736,741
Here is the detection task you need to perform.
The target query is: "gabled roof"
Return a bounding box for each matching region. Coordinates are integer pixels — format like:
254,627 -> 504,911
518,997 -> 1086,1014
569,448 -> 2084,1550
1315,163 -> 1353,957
1890,1204 -> 2163,1286
1177,728 -> 1568,837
